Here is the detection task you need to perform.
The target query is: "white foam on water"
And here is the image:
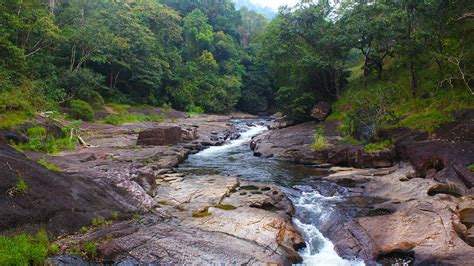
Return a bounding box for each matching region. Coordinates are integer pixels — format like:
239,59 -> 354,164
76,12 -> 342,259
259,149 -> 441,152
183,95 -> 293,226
196,124 -> 267,157
292,190 -> 365,266
192,122 -> 365,266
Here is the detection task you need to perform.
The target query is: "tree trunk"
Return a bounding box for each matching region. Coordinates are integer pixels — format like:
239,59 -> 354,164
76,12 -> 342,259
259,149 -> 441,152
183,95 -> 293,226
410,61 -> 417,97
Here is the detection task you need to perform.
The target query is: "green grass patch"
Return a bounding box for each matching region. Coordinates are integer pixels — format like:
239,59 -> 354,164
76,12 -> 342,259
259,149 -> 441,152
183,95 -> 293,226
110,211 -> 119,220
106,103 -> 132,115
82,241 -> 97,258
13,126 -> 77,154
38,158 -> 61,172
396,110 -> 454,134
215,204 -> 237,210
48,243 -> 59,256
192,210 -> 211,218
341,136 -> 362,145
0,230 -> 49,265
0,112 -> 30,129
331,62 -> 474,137
312,127 -> 329,151
0,111 -> 30,129
364,140 -> 392,153
99,114 -> 165,125
15,179 -> 28,194
91,216 -> 112,227
468,164 -> 474,172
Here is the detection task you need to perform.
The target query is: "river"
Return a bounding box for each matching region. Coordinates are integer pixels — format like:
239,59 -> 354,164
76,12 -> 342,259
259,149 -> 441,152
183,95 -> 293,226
179,120 -> 364,265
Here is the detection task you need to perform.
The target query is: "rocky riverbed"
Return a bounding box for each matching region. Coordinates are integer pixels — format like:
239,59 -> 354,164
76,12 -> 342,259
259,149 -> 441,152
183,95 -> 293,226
1,109 -> 473,265
251,110 -> 474,265
0,112 -> 305,264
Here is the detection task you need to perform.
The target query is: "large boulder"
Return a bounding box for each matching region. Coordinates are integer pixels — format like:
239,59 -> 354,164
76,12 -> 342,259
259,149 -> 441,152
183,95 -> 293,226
310,101 -> 331,121
268,116 -> 296,129
0,144 -> 132,236
137,126 -> 182,146
328,145 -> 395,169
181,126 -> 199,141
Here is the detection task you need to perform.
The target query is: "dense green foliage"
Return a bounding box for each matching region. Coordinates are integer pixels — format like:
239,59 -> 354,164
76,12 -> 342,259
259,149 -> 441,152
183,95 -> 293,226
69,100 -> 94,121
1,0 -> 473,135
258,1 -> 473,124
0,0 -> 272,119
0,231 -> 49,265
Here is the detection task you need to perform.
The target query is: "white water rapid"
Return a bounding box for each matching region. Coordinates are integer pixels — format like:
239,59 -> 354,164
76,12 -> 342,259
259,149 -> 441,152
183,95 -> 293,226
181,121 -> 365,266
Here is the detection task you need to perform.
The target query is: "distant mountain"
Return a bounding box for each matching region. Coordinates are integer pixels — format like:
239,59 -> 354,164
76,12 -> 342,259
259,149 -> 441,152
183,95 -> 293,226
234,0 -> 276,19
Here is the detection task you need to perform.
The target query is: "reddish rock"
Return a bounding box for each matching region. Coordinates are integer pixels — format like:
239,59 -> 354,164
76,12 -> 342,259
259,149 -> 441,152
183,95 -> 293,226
328,145 -> 394,169
394,110 -> 474,188
137,126 -> 182,146
310,101 -> 331,121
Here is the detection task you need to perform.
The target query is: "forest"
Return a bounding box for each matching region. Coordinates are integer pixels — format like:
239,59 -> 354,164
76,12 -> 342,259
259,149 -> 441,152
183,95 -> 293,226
1,0 -> 473,139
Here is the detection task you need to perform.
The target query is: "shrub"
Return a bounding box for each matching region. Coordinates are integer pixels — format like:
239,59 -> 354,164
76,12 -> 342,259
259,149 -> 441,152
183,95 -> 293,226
48,243 -> 59,255
91,216 -> 111,227
69,100 -> 95,121
312,127 -> 329,151
186,104 -> 204,115
82,241 -> 97,258
468,164 -> 474,172
0,230 -> 49,265
364,140 -> 393,153
16,179 -> 28,194
343,85 -> 399,142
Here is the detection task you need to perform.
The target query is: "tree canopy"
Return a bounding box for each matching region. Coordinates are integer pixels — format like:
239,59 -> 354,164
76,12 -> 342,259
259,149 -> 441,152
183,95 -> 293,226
0,0 -> 472,119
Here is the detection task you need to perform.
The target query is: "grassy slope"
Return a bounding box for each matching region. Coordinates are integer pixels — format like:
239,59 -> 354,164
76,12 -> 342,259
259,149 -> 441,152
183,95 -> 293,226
329,60 -> 474,136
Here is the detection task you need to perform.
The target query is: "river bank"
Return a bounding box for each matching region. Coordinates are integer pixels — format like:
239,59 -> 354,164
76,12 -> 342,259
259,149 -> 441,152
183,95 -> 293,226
251,110 -> 474,265
0,112 -> 306,264
1,109 -> 473,265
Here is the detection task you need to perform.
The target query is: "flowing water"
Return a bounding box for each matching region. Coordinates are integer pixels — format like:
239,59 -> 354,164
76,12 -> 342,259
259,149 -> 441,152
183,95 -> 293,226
179,120 -> 365,266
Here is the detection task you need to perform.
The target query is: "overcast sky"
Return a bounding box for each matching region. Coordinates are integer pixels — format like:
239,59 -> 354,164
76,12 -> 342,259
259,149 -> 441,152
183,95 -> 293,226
249,0 -> 299,10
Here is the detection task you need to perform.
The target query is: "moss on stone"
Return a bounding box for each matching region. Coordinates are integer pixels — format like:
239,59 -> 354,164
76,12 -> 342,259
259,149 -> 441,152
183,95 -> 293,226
215,204 -> 237,210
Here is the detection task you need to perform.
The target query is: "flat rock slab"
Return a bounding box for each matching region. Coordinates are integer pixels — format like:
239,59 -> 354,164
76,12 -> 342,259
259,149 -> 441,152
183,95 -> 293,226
56,175 -> 305,264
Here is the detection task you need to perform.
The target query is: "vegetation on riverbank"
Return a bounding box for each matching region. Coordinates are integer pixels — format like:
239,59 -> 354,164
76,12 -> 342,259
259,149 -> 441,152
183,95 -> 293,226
0,231 -> 50,265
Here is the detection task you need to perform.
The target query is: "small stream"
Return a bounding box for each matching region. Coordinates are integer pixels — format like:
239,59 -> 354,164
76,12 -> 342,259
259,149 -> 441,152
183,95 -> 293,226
179,120 -> 364,265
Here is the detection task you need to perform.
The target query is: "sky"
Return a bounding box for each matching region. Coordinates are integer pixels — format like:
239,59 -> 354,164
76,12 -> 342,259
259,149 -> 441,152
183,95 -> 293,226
249,0 -> 299,10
